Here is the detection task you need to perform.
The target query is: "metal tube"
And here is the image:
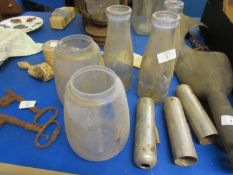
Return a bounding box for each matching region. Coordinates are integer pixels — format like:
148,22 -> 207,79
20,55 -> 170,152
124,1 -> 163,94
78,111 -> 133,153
134,97 -> 159,169
164,97 -> 198,166
208,91 -> 233,166
176,84 -> 218,144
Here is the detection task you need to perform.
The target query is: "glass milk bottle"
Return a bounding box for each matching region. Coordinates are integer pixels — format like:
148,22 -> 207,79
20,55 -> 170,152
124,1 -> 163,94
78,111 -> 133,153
104,5 -> 134,91
137,11 -> 180,103
132,0 -> 154,35
164,0 -> 184,55
164,0 -> 184,15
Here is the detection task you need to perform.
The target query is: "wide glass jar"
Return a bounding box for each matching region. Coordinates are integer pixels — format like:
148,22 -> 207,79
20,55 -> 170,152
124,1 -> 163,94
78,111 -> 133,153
64,65 -> 130,161
54,34 -> 103,104
137,11 -> 180,103
103,5 -> 134,91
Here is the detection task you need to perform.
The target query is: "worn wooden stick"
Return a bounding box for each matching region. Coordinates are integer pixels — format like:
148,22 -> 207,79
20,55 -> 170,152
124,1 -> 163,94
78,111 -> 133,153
0,163 -> 78,175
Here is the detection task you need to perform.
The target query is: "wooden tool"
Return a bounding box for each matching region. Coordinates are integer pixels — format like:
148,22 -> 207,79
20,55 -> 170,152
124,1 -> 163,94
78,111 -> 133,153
0,163 -> 78,175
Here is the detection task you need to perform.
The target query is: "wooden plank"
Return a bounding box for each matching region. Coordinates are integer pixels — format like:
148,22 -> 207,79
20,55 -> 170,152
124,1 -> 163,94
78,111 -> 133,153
223,0 -> 233,23
0,163 -> 78,175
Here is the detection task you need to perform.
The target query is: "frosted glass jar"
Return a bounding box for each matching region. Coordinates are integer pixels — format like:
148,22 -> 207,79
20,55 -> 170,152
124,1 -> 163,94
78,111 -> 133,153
54,34 -> 103,104
64,65 -> 130,161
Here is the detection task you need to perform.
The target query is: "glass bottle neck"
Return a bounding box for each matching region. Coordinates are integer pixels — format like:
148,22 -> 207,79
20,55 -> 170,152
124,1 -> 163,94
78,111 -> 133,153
164,0 -> 184,15
106,17 -> 131,36
145,25 -> 177,56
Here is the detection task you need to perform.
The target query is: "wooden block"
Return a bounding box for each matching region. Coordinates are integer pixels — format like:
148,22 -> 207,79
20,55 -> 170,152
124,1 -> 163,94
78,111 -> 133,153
0,163 -> 78,175
223,0 -> 233,23
50,7 -> 76,30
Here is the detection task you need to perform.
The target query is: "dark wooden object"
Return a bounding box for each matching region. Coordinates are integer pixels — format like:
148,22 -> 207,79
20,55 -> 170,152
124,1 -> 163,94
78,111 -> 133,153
77,0 -> 128,46
201,0 -> 233,68
0,0 -> 22,21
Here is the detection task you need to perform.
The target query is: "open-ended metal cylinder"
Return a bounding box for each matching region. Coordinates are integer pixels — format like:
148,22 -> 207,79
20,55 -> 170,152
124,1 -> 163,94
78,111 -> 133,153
208,91 -> 233,166
176,84 -> 218,144
134,97 -> 159,169
164,97 -> 197,166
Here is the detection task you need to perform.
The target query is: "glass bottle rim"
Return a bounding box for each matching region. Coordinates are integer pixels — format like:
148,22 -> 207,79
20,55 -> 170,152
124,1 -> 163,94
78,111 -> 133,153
69,65 -> 119,101
152,11 -> 180,29
106,5 -> 132,17
164,0 -> 184,9
56,34 -> 94,55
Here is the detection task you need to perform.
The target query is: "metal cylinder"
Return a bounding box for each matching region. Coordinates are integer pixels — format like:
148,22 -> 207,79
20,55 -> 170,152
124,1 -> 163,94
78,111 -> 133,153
134,97 -> 159,169
176,84 -> 218,145
208,91 -> 233,166
164,97 -> 198,166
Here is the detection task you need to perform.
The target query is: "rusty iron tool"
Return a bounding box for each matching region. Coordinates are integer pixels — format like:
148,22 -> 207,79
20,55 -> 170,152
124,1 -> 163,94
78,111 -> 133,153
0,90 -> 61,148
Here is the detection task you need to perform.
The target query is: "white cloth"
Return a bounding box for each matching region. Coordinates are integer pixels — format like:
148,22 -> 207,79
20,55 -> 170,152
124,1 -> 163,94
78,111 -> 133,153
0,29 -> 42,65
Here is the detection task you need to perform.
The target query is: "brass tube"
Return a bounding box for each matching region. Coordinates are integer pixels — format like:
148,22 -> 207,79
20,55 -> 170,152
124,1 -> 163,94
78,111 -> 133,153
208,91 -> 233,166
134,97 -> 159,169
164,97 -> 198,166
176,84 -> 218,144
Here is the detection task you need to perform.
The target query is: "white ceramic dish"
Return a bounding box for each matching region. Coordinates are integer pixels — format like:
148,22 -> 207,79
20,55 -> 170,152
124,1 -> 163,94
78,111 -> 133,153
0,16 -> 43,33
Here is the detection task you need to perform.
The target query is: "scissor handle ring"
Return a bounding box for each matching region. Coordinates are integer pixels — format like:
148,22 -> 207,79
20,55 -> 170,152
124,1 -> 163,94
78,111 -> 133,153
35,119 -> 61,148
34,107 -> 58,126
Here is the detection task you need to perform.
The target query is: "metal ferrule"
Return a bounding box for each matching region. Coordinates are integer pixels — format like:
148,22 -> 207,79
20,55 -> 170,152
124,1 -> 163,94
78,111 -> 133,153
164,97 -> 198,166
176,84 -> 218,144
134,97 -> 159,169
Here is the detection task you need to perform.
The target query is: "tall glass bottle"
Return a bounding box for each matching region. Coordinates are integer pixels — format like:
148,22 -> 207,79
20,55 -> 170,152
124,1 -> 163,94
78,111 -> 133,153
137,11 -> 180,103
104,5 -> 133,91
132,0 -> 154,35
164,0 -> 184,14
164,0 -> 184,51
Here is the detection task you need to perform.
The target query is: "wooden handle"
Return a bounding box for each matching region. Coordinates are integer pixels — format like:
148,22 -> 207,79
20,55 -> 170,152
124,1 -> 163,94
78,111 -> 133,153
0,163 -> 78,175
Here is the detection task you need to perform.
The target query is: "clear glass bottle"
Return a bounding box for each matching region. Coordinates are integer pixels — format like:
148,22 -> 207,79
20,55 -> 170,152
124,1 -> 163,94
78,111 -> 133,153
64,65 -> 130,161
164,0 -> 184,14
104,5 -> 134,91
54,34 -> 103,104
164,0 -> 184,51
132,0 -> 154,35
137,11 -> 180,103
85,0 -> 120,24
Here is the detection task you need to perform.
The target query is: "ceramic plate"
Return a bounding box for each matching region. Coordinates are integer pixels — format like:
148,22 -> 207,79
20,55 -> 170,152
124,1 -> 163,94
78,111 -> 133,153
0,16 -> 43,32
